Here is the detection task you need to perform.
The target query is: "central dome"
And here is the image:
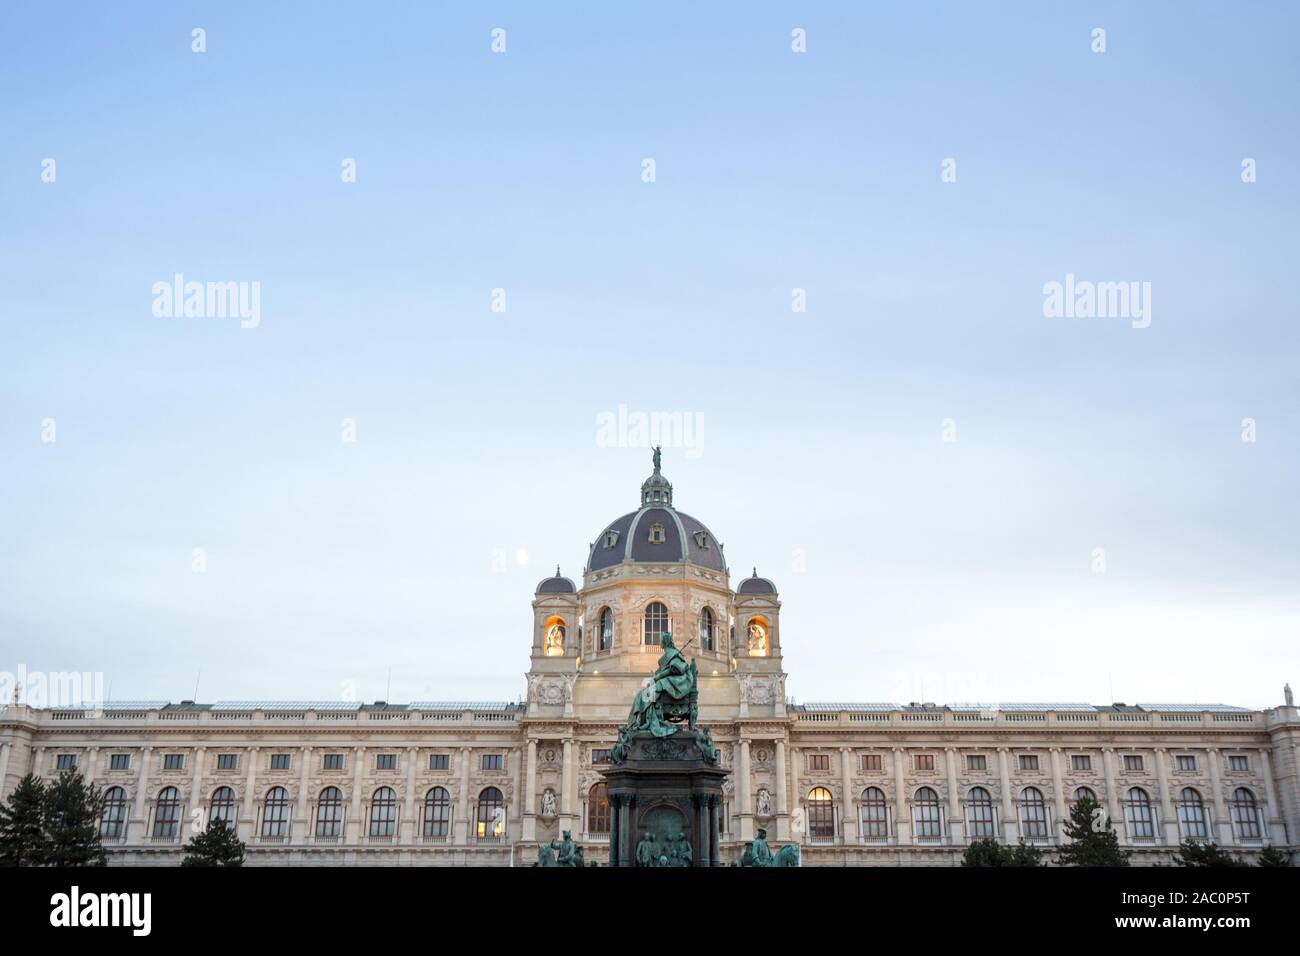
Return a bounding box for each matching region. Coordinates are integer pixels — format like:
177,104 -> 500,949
584,453 -> 727,574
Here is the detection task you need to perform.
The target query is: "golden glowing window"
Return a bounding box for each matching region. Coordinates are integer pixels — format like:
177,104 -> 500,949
543,616 -> 566,657
747,617 -> 769,657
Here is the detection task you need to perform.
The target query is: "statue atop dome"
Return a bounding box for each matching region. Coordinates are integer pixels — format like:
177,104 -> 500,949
652,445 -> 662,472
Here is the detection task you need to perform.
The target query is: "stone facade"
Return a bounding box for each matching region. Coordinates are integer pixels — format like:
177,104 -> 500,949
2,464 -> 1296,865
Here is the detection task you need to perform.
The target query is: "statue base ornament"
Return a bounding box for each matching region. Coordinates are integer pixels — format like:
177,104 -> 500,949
601,727 -> 726,867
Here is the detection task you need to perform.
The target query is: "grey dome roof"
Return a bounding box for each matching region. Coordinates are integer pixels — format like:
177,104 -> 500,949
585,456 -> 727,574
737,570 -> 777,595
536,568 -> 576,593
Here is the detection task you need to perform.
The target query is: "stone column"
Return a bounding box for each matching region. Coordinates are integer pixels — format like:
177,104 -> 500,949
1207,747 -> 1233,845
892,748 -> 911,844
1259,748 -> 1285,844
404,746 -> 417,842
294,746 -> 312,841
349,746 -> 365,843
840,747 -> 857,844
242,746 -> 260,842
775,738 -> 788,841
1049,748 -> 1067,842
609,795 -> 621,866
0,742 -> 10,801
561,739 -> 575,833
945,747 -> 964,845
997,747 -> 1016,841
523,739 -> 538,841
190,747 -> 205,834
709,796 -> 721,866
86,746 -> 101,785
131,746 -> 153,843
456,747 -> 471,844
1102,747 -> 1125,844
1154,748 -> 1177,845
738,738 -> 753,840
695,795 -> 709,867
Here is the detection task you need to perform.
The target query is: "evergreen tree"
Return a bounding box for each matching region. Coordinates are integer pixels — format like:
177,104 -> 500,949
1173,839 -> 1248,867
43,770 -> 106,866
1256,846 -> 1291,867
0,774 -> 49,866
1010,839 -> 1044,867
1056,796 -> 1130,867
961,837 -> 1011,866
181,817 -> 246,867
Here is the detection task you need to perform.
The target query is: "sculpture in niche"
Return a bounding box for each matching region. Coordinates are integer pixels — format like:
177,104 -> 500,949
540,788 -> 557,818
756,787 -> 772,817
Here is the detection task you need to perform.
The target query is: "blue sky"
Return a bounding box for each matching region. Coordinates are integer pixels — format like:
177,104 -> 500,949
1,2 -> 1297,708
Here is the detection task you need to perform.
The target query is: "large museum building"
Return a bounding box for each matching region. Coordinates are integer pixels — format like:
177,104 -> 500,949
2,460 -> 1297,865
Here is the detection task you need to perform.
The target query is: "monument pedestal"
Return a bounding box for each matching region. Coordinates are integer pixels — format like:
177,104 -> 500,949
601,730 -> 726,867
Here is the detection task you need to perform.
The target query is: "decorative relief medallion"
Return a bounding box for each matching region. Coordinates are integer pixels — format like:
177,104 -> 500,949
641,739 -> 688,761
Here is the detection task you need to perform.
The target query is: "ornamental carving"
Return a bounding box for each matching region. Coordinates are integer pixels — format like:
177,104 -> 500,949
640,739 -> 688,761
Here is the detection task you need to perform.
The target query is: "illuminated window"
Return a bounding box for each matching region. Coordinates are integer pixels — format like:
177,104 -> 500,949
544,615 -> 567,657
477,787 -> 505,841
588,783 -> 610,835
807,787 -> 834,840
746,617 -> 769,657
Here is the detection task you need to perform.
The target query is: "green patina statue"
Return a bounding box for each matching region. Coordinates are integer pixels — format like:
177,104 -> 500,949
554,830 -> 579,867
624,631 -> 697,737
740,827 -> 800,867
635,831 -> 656,866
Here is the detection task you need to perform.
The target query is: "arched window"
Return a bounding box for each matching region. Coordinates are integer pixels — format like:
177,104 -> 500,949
101,786 -> 129,839
1124,787 -> 1155,840
543,615 -> 566,657
966,786 -> 996,839
369,786 -> 397,837
807,786 -> 835,841
1019,786 -> 1048,839
747,616 -> 769,657
699,607 -> 715,651
1072,786 -> 1098,806
316,786 -> 344,837
599,607 -> 613,651
209,786 -> 236,827
423,787 -> 451,838
860,786 -> 889,840
588,783 -> 610,835
912,786 -> 942,841
153,786 -> 182,839
1177,787 -> 1207,840
262,786 -> 290,838
477,786 -> 505,841
1231,788 -> 1261,840
643,602 -> 669,645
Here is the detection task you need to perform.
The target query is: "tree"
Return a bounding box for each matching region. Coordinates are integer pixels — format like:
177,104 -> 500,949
0,774 -> 48,866
182,817 -> 246,867
1010,840 -> 1044,867
43,770 -> 106,866
962,837 -> 1011,866
1056,796 -> 1130,867
1174,839 -> 1248,867
1256,846 -> 1291,868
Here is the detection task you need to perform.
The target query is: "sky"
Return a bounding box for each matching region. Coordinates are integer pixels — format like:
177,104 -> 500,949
1,2 -> 1297,710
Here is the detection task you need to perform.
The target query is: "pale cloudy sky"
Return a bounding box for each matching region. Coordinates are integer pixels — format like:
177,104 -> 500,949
1,3 -> 1297,710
